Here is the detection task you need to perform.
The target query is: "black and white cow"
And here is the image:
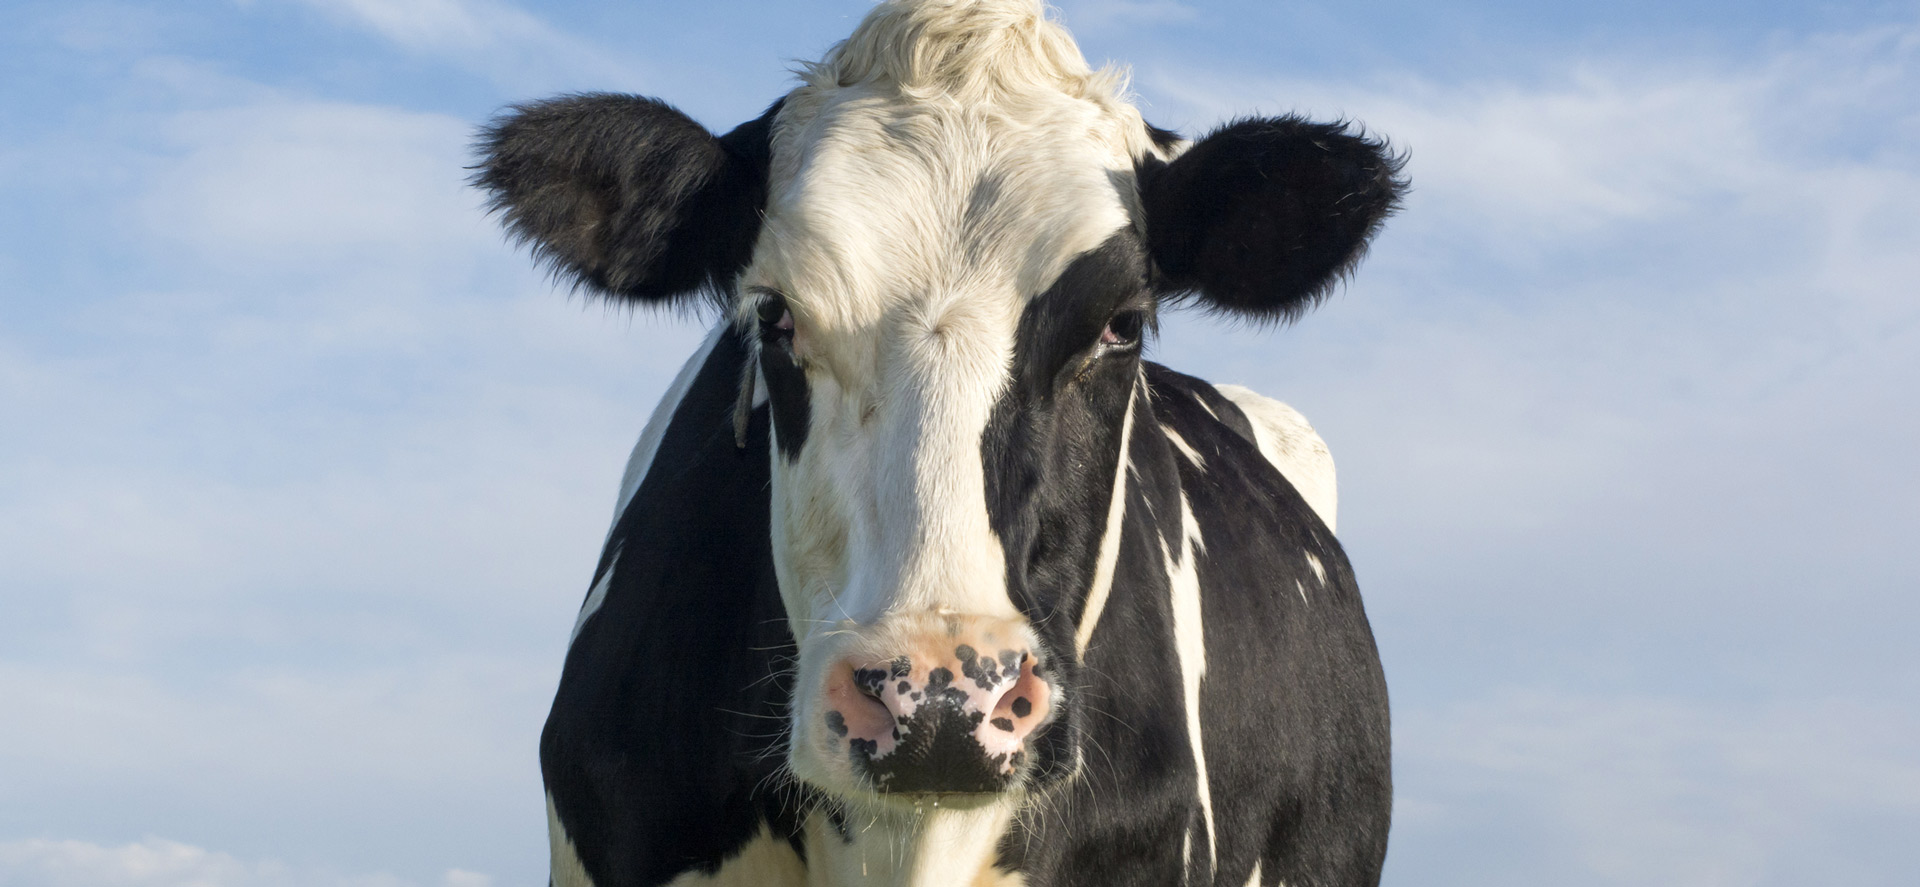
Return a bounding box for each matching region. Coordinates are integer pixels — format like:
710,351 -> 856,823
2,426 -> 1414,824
474,2 -> 1402,885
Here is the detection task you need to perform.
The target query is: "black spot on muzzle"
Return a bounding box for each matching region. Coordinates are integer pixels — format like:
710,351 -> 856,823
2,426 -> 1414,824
852,691 -> 1015,795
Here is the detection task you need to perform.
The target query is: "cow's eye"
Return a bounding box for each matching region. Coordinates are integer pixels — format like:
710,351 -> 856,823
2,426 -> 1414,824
1100,310 -> 1144,349
756,294 -> 794,341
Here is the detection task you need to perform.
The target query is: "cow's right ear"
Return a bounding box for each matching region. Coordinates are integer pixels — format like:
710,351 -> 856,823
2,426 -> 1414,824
473,94 -> 780,305
1139,116 -> 1406,323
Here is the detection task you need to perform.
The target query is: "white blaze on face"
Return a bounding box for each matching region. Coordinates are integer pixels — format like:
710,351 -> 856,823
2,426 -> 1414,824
744,6 -> 1159,647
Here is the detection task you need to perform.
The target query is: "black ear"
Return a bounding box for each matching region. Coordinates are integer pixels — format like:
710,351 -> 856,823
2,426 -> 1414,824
472,94 -> 781,306
1139,116 -> 1406,321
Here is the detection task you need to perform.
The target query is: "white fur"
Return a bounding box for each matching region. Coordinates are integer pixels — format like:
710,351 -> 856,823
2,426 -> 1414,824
1212,384 -> 1338,533
552,790 -> 806,887
805,801 -> 1017,887
1073,375 -> 1139,657
548,791 -> 595,887
1162,426 -> 1206,470
1164,492 -> 1215,871
667,827 -> 806,887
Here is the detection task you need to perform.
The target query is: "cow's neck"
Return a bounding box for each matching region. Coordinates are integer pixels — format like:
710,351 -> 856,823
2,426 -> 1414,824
806,800 -> 1018,887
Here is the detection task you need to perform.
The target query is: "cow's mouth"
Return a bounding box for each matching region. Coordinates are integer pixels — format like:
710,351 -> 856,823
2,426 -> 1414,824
852,693 -> 1024,795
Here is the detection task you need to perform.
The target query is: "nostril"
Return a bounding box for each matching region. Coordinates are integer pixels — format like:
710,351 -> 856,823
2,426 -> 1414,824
825,661 -> 900,755
989,653 -> 1052,734
851,665 -> 891,700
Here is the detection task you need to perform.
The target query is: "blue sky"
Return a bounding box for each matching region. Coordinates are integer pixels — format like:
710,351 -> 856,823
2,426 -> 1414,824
1,1 -> 1916,885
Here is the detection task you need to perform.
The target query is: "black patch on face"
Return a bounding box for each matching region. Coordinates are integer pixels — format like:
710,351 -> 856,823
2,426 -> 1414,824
1011,696 -> 1032,719
754,292 -> 812,460
979,231 -> 1154,790
824,710 -> 848,736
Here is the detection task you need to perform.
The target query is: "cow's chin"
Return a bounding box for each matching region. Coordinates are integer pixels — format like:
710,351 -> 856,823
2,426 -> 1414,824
785,611 -> 1061,808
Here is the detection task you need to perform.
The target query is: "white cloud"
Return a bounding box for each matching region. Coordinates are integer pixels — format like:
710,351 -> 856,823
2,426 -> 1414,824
0,837 -> 485,887
0,837 -> 497,887
287,0 -> 641,89
0,838 -> 268,887
137,100 -> 492,269
299,0 -> 539,52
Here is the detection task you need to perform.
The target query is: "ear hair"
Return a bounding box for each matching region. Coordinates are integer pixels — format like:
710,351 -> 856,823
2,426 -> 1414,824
471,94 -> 780,307
1140,115 -> 1407,323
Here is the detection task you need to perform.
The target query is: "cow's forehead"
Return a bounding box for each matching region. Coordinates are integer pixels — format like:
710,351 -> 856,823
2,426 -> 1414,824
741,3 -> 1159,352
753,88 -> 1144,332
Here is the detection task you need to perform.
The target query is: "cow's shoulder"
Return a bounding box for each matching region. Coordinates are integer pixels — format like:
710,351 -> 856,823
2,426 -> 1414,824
1208,383 -> 1336,534
545,322 -> 803,887
1140,363 -> 1337,534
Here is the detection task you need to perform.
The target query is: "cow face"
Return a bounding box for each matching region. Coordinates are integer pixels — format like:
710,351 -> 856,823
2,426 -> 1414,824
475,0 -> 1401,810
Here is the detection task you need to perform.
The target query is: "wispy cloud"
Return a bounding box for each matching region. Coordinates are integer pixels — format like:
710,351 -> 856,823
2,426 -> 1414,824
0,837 -> 491,887
287,0 -> 644,90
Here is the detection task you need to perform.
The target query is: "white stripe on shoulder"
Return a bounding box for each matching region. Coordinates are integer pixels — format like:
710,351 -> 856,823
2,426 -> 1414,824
1164,492 -> 1215,870
610,322 -> 732,536
1211,384 -> 1338,533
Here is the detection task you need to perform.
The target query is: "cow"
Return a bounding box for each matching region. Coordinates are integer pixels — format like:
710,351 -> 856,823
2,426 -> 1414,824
472,2 -> 1402,885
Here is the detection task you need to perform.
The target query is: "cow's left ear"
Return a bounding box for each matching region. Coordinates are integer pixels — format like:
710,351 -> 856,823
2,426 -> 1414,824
1139,116 -> 1406,321
472,94 -> 780,306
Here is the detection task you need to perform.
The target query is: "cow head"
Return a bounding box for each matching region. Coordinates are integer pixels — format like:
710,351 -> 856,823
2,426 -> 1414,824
476,0 -> 1401,811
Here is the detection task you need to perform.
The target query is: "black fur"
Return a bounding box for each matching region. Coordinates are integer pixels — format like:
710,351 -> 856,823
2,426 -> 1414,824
541,327 -> 808,885
973,236 -> 1390,885
472,95 -> 781,307
1139,115 -> 1408,322
979,233 -> 1157,798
